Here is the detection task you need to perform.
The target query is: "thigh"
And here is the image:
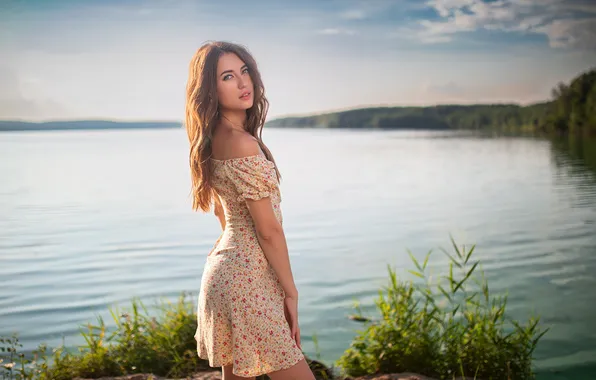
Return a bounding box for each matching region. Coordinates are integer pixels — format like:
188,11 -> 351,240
267,358 -> 315,380
222,364 -> 255,380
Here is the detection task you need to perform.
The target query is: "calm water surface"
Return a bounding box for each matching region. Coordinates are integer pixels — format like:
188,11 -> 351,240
1,128 -> 595,379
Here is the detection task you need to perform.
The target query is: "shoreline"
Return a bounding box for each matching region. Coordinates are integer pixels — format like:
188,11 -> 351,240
1,240 -> 551,380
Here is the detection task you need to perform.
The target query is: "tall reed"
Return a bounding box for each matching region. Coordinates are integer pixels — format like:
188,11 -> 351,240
336,237 -> 548,379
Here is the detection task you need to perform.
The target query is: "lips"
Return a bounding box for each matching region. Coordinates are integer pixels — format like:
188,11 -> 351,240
239,91 -> 251,99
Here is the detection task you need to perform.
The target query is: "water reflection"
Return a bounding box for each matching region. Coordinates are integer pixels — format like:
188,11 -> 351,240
551,135 -> 596,174
538,135 -> 596,379
550,136 -> 596,211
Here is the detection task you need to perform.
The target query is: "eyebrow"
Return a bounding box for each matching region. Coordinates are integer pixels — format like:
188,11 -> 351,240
219,64 -> 248,77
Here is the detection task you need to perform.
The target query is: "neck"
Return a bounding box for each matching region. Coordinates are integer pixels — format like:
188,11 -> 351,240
220,109 -> 247,131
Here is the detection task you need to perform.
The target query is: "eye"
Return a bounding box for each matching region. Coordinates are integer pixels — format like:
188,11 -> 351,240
223,68 -> 249,81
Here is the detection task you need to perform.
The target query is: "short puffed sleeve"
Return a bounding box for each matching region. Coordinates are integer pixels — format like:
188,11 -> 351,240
223,155 -> 279,202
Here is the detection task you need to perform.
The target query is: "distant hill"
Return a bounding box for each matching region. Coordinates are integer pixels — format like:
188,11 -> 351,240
265,103 -> 550,132
3,67 -> 593,135
0,120 -> 182,132
266,67 -> 596,136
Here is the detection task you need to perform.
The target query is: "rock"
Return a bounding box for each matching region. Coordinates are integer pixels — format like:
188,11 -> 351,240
73,372 -> 222,380
306,358 -> 336,379
348,374 -> 477,380
189,373 -> 222,380
347,315 -> 372,323
74,370 -> 461,380
350,373 -> 436,380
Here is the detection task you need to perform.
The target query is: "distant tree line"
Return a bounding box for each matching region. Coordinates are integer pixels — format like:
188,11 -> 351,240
2,68 -> 593,135
267,68 -> 596,136
543,68 -> 596,135
0,120 -> 181,132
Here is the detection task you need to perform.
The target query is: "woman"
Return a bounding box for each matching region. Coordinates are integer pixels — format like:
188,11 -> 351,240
185,41 -> 315,380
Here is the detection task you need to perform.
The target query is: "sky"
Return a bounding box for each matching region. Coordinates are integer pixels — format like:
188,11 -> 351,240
1,0 -> 595,122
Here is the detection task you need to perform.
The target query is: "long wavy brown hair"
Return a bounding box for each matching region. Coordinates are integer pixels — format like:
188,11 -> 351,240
185,41 -> 280,212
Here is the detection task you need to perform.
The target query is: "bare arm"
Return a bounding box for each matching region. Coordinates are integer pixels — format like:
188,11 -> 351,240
228,135 -> 298,298
246,198 -> 298,298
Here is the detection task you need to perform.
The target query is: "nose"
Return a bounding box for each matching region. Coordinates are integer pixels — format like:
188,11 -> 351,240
237,76 -> 247,89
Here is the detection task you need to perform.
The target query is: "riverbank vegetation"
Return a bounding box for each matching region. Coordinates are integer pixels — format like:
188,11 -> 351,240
1,239 -> 548,380
267,68 -> 596,137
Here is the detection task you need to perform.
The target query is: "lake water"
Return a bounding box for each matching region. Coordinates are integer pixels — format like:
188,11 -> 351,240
1,128 -> 595,379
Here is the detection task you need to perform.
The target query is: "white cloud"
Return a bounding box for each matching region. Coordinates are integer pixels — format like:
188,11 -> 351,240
340,9 -> 367,20
417,78 -> 553,105
417,0 -> 596,49
430,0 -> 477,17
538,18 -> 596,49
0,65 -> 69,120
316,28 -> 358,36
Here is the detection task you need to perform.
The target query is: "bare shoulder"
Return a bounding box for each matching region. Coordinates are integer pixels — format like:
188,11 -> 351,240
211,126 -> 260,160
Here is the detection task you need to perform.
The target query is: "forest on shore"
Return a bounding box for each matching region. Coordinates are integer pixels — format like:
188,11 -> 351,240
2,68 -> 594,136
266,67 -> 596,136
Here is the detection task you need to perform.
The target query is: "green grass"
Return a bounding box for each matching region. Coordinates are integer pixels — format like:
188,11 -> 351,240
1,238 -> 548,380
335,237 -> 549,380
1,293 -> 208,380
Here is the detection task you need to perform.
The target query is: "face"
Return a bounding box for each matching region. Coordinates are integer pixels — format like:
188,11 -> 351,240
216,52 -> 254,111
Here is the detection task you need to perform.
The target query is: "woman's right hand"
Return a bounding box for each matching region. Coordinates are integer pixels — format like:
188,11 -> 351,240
283,295 -> 301,350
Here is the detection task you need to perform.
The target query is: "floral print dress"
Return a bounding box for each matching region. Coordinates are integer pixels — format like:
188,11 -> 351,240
194,152 -> 304,377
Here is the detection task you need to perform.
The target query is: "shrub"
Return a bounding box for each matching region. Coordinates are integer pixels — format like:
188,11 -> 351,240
1,292 -> 209,380
2,238 -> 548,380
336,237 -> 549,380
